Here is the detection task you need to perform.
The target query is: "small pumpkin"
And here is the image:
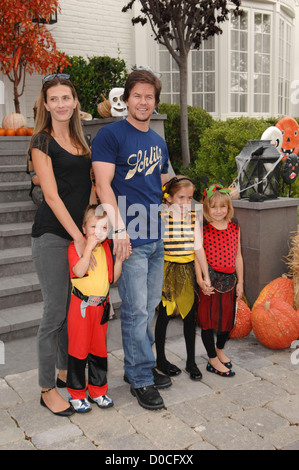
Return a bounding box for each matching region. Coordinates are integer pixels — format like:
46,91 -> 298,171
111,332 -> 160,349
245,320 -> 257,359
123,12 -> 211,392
252,275 -> 294,310
26,127 -> 34,136
15,127 -> 28,136
0,128 -> 5,136
252,299 -> 299,349
230,299 -> 252,338
2,112 -> 27,130
5,128 -> 16,136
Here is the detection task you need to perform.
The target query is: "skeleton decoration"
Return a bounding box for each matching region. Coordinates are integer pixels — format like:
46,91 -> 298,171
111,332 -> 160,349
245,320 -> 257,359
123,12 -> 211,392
109,88 -> 127,117
261,126 -> 283,152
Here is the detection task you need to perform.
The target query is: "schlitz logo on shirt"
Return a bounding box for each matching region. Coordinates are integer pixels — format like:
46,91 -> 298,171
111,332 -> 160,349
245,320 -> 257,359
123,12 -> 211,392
125,146 -> 163,180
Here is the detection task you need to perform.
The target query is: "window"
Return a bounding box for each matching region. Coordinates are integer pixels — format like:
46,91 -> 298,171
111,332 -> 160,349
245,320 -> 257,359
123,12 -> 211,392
191,36 -> 216,112
253,13 -> 271,113
230,11 -> 249,113
159,44 -> 180,104
278,18 -> 292,115
230,10 -> 271,115
158,37 -> 216,111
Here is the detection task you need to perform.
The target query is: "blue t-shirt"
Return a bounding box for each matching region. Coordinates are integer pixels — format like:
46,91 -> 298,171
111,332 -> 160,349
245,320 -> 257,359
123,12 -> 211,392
92,119 -> 169,247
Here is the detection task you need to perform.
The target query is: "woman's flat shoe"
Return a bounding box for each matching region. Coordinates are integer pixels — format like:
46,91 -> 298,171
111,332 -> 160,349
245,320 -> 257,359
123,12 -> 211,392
56,377 -> 67,388
40,388 -> 75,416
156,361 -> 181,377
206,362 -> 235,377
222,361 -> 233,369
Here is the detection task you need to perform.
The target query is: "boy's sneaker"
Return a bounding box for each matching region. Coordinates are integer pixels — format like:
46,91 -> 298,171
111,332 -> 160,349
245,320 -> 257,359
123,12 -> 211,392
88,394 -> 114,408
69,398 -> 92,413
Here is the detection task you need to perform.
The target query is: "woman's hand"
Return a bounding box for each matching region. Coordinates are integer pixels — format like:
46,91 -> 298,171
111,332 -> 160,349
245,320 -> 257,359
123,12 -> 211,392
74,235 -> 87,259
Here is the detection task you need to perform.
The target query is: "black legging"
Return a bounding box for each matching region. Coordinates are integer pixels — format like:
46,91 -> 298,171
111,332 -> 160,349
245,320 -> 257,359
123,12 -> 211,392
155,299 -> 197,367
201,329 -> 230,359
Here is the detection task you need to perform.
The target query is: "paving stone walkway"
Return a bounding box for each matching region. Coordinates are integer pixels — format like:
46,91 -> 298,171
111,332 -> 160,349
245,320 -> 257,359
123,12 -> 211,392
0,316 -> 299,451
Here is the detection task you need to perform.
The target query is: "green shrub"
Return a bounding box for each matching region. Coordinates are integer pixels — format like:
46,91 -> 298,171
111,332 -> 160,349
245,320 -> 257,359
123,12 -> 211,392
192,116 -> 272,196
65,55 -> 128,118
158,103 -> 213,171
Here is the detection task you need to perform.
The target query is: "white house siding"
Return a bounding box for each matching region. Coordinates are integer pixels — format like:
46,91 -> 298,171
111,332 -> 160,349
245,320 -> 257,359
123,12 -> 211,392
1,0 -> 137,125
1,0 -> 299,125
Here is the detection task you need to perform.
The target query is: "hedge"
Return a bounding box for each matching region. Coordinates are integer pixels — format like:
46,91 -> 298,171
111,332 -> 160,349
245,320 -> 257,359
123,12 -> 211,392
65,55 -> 128,118
160,106 -> 299,199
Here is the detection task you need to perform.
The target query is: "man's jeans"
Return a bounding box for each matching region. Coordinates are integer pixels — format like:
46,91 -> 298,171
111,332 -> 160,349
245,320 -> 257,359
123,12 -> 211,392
118,239 -> 164,389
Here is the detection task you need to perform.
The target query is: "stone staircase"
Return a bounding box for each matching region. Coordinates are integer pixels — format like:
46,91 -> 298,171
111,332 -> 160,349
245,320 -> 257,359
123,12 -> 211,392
0,136 -> 121,342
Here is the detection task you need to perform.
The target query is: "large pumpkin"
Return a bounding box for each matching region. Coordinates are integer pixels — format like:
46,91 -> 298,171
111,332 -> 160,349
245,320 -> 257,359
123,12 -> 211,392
230,299 -> 252,338
252,299 -> 299,349
2,113 -> 27,130
252,275 -> 294,310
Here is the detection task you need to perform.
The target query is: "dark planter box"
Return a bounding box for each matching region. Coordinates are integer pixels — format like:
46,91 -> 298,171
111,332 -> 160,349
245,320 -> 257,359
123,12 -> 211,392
233,197 -> 299,306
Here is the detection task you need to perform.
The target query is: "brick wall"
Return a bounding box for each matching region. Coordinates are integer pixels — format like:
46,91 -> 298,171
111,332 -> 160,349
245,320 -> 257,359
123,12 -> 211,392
1,0 -> 136,125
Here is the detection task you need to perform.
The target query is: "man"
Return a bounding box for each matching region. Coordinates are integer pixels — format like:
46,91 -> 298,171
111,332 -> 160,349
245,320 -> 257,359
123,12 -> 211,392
92,69 -> 170,410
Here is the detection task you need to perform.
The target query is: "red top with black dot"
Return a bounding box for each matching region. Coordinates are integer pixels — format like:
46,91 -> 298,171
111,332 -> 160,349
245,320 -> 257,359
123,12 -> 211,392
203,222 -> 239,273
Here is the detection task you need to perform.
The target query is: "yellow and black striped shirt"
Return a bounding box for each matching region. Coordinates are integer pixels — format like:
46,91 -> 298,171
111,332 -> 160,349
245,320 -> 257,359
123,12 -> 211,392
163,210 -> 196,263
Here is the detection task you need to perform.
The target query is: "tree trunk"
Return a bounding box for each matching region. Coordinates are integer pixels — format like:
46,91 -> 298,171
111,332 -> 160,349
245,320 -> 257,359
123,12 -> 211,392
13,81 -> 21,114
179,54 -> 190,167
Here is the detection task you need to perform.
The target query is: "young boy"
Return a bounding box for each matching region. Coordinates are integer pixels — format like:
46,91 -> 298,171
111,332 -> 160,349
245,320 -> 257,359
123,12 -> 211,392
66,204 -> 123,413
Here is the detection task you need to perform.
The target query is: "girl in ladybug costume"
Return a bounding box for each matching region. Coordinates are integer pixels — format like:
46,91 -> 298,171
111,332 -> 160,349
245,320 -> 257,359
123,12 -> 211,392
196,184 -> 244,377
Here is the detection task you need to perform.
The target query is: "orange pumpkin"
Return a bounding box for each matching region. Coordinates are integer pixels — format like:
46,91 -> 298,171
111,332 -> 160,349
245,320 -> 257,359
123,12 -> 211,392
252,275 -> 294,310
2,112 -> 27,130
252,299 -> 299,349
15,127 -> 28,136
0,128 -> 5,136
5,128 -> 16,136
26,127 -> 34,136
230,299 -> 252,338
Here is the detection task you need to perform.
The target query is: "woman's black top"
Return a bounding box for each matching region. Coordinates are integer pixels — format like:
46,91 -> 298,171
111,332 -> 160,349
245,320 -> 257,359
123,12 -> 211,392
31,132 -> 92,240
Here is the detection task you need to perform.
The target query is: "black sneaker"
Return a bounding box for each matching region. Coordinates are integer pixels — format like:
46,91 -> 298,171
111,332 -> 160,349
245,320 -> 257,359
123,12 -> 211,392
124,368 -> 172,390
130,385 -> 165,410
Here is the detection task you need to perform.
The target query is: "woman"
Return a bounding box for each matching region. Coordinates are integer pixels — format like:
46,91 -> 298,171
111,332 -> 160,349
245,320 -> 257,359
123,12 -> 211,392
29,73 -> 96,415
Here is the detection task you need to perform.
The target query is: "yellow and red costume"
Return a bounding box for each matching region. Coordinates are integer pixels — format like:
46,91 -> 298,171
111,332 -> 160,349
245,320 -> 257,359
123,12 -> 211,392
66,239 -> 113,400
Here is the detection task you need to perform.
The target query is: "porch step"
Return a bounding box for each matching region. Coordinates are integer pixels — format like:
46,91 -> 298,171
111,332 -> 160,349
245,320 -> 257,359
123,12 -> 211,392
0,181 -> 31,203
0,221 -> 32,249
0,201 -> 37,224
0,285 -> 122,341
0,164 -> 30,182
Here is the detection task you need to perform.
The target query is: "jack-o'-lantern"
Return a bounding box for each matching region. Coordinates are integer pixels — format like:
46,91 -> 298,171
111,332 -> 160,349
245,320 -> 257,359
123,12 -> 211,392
276,117 -> 299,161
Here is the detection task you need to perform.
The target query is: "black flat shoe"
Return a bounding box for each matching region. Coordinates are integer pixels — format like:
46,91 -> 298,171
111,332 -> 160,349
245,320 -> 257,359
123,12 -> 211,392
40,388 -> 75,416
222,361 -> 233,369
185,364 -> 202,381
130,385 -> 165,410
124,368 -> 172,390
56,377 -> 67,388
156,361 -> 182,377
206,362 -> 235,377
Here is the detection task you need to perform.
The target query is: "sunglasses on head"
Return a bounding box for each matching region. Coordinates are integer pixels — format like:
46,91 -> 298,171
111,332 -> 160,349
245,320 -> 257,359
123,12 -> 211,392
42,73 -> 70,85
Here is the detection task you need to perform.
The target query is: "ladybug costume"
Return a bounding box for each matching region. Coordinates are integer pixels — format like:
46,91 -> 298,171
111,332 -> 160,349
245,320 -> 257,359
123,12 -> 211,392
197,221 -> 239,333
